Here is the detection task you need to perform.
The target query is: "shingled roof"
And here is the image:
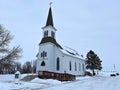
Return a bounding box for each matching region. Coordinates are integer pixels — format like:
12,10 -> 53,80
46,7 -> 54,27
40,37 -> 62,49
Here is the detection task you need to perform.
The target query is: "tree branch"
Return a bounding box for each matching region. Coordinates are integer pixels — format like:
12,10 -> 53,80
0,46 -> 22,64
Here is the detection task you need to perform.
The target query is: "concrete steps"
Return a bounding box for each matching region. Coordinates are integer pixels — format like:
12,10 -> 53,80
21,74 -> 38,81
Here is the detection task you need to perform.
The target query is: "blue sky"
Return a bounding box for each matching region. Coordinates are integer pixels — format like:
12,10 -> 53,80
0,0 -> 120,71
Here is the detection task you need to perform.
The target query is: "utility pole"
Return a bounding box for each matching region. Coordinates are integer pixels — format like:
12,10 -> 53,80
113,64 -> 116,73
31,59 -> 33,75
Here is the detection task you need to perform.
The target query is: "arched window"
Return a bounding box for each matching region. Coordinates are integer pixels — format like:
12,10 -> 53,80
69,61 -> 72,71
46,31 -> 48,36
41,61 -> 45,66
44,31 -> 46,37
75,62 -> 77,71
56,57 -> 60,71
51,31 -> 55,38
43,51 -> 45,57
45,52 -> 47,57
41,53 -> 43,57
82,63 -> 84,71
41,51 -> 47,58
44,31 -> 48,37
79,63 -> 81,71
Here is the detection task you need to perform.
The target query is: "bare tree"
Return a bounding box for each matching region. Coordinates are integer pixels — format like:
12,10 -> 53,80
32,60 -> 37,73
0,25 -> 22,73
22,61 -> 32,73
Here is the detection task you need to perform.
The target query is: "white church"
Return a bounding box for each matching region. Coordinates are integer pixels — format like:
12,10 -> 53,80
36,6 -> 85,81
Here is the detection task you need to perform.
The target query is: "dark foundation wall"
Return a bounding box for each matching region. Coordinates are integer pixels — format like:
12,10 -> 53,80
38,71 -> 76,81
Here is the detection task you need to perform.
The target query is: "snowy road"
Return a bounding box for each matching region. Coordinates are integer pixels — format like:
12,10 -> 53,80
0,74 -> 120,90
42,76 -> 120,90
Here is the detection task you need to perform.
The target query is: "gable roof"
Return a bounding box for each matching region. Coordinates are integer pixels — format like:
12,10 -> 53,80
39,37 -> 84,59
59,46 -> 84,59
40,37 -> 62,49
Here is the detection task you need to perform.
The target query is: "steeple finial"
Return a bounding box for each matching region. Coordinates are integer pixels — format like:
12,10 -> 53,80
49,2 -> 52,7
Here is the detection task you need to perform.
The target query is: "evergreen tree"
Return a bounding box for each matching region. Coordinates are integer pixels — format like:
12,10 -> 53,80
86,50 -> 102,75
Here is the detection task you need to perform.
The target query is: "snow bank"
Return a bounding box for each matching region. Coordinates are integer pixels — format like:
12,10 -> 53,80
0,74 -> 14,82
0,74 -> 35,82
76,76 -> 91,80
0,73 -> 120,90
98,71 -> 119,77
31,78 -> 62,85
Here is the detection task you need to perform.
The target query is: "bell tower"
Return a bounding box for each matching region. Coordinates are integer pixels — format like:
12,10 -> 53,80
40,3 -> 62,49
42,4 -> 57,39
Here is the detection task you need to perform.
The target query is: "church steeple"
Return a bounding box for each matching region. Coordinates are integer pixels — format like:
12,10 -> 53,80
46,7 -> 54,27
42,3 -> 57,39
40,4 -> 62,49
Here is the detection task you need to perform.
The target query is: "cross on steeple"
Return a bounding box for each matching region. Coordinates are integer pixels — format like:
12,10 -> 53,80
49,2 -> 52,7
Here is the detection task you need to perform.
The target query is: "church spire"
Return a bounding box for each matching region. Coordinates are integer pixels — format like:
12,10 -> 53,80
40,3 -> 62,49
46,3 -> 54,27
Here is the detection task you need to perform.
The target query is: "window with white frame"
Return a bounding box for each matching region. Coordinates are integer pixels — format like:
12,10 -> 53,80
56,57 -> 60,71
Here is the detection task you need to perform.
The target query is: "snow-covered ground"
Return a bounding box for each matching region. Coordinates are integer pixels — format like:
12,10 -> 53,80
0,72 -> 120,90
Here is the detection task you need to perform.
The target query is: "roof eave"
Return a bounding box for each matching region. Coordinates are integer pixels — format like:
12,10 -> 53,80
42,25 -> 57,31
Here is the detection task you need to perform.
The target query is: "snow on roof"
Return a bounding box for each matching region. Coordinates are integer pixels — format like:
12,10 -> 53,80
60,46 -> 84,59
15,71 -> 20,74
